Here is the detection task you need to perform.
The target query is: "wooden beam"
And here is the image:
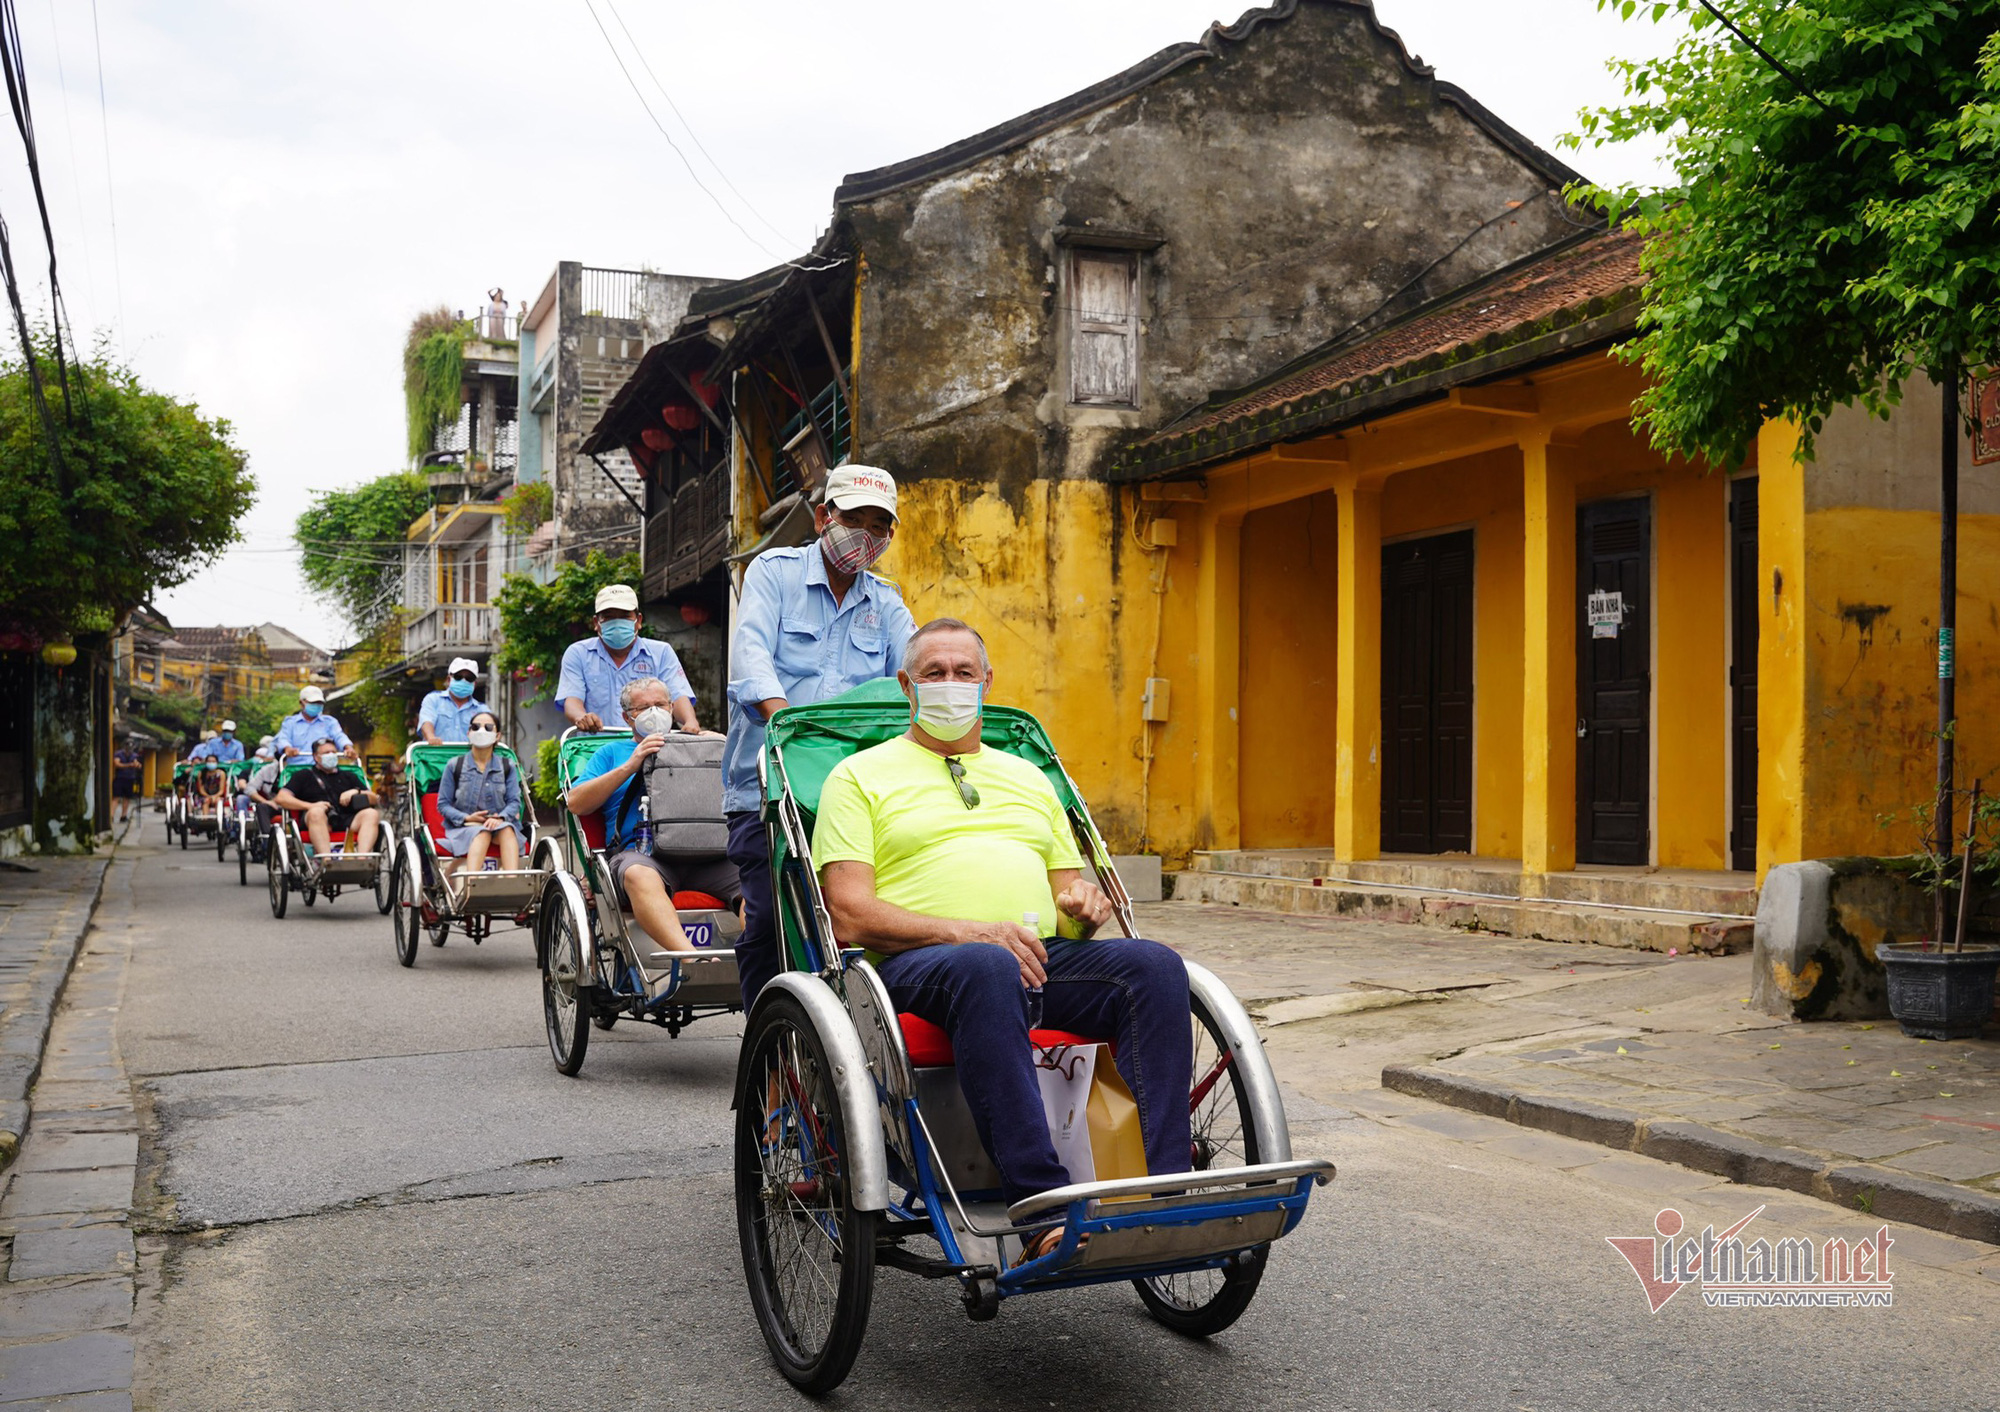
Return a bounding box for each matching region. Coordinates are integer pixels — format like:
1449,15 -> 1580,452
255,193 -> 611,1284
1449,383 -> 1540,417
1140,481 -> 1207,502
1268,437 -> 1350,464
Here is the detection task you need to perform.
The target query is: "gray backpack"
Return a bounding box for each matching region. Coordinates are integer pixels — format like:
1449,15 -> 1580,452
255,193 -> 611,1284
642,734 -> 728,857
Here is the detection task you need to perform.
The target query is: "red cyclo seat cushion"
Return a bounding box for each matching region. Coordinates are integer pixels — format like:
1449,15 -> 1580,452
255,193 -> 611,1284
673,890 -> 726,911
580,811 -> 607,851
420,793 -> 449,843
897,1013 -> 1109,1067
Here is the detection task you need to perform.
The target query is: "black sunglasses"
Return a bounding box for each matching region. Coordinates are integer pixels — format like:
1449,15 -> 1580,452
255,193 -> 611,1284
945,756 -> 980,810
451,672 -> 476,682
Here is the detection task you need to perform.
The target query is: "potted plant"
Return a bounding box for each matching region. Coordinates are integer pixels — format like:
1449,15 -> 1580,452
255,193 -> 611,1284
1881,781 -> 2000,1039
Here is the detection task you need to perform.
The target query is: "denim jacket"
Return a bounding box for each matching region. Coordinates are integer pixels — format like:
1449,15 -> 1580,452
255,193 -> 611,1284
438,752 -> 521,827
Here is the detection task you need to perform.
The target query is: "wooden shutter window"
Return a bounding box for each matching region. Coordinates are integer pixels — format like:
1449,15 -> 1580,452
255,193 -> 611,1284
1069,249 -> 1139,406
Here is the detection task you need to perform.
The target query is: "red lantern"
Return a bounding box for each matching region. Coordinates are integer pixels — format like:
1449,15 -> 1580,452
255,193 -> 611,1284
679,603 -> 710,627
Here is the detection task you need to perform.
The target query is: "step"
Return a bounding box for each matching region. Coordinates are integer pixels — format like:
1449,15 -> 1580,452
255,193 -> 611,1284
1173,870 -> 1753,955
1191,852 -> 1757,918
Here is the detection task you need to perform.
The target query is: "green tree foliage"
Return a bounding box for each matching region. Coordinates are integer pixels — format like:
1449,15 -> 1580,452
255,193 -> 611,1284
0,333 -> 253,636
337,615 -> 412,750
403,307 -> 469,461
230,684 -> 303,742
1575,0 -> 2000,464
124,685 -> 206,749
500,479 -> 553,535
494,551 -> 645,703
293,473 -> 432,633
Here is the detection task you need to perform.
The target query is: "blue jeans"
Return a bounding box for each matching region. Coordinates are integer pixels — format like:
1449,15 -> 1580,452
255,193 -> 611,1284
727,811 -> 778,1013
878,937 -> 1192,1207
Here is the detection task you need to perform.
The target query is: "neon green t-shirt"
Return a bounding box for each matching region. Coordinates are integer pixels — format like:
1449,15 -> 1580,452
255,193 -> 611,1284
813,734 -> 1084,932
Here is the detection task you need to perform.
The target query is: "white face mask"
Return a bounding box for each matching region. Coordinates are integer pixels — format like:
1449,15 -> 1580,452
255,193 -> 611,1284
314,752 -> 338,772
911,680 -> 982,742
467,726 -> 498,748
631,706 -> 675,740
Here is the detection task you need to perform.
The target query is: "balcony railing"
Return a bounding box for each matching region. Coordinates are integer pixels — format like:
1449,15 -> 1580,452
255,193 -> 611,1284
644,461 -> 730,597
580,267 -> 645,322
403,603 -> 496,660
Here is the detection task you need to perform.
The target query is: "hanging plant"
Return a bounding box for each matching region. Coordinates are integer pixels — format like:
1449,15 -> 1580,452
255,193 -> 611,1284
402,306 -> 471,462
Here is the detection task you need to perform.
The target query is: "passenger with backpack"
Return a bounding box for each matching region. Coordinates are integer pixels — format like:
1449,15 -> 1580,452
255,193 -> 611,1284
437,710 -> 525,881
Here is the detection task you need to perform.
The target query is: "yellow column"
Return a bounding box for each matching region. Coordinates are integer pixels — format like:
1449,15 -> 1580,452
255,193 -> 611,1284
1756,419 -> 1807,878
1334,480 -> 1381,861
1521,432 -> 1577,880
1192,508 -> 1243,851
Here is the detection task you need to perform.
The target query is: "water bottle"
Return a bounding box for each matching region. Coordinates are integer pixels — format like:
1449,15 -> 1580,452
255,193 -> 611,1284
1022,910 -> 1043,1030
633,755 -> 655,856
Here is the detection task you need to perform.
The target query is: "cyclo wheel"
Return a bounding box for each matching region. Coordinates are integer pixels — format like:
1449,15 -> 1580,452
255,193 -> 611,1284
373,820 -> 397,915
216,816 -> 227,862
1132,989 -> 1269,1337
541,886 -> 591,1076
735,990 -> 876,1394
266,833 -> 288,920
237,825 -> 249,887
392,842 -> 422,968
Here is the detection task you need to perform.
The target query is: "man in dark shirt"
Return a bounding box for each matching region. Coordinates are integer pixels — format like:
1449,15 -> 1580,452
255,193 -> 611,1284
275,742 -> 382,862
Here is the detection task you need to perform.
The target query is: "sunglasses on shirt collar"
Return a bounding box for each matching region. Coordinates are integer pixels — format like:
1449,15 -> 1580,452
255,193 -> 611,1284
944,756 -> 980,809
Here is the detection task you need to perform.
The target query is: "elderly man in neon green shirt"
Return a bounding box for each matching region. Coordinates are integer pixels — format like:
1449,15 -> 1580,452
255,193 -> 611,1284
815,618 -> 1192,1242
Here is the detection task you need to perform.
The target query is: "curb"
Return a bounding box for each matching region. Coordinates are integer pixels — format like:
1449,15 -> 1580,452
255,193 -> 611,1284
1382,1063 -> 2000,1245
0,853 -> 114,1172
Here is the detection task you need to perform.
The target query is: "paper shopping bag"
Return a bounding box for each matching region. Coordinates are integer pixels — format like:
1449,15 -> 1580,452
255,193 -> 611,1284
1084,1050 -> 1148,1184
1034,1043 -> 1097,1185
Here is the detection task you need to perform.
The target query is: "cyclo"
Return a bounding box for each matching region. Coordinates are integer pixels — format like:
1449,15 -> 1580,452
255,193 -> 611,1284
386,741 -> 545,967
535,726 -> 741,1075
733,680 -> 1334,1392
221,758 -> 263,877
264,757 -> 396,920
162,763 -> 196,847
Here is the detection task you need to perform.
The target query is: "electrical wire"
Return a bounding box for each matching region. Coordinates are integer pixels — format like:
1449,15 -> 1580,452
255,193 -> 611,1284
39,0 -> 93,330
0,0 -> 77,420
87,0 -> 120,349
599,0 -> 804,252
578,0 -> 843,275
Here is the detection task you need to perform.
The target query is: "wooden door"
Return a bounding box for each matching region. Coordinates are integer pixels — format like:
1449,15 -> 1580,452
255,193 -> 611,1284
1729,478 -> 1759,871
1576,499 -> 1652,865
1381,530 -> 1475,853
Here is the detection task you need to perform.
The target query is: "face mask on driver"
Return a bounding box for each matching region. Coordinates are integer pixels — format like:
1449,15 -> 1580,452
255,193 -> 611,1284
821,520 -> 890,575
448,678 -> 475,700
598,618 -> 638,651
631,706 -> 675,740
911,680 -> 981,742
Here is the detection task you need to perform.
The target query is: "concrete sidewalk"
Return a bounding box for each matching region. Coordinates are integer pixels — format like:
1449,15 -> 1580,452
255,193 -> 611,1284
0,853 -> 114,1161
1135,898 -> 2000,1244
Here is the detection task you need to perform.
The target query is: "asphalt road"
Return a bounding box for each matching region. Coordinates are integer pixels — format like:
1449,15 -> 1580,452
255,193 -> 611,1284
107,840 -> 1999,1411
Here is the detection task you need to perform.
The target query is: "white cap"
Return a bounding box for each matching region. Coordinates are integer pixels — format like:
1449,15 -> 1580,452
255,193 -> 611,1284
259,735 -> 274,747
448,657 -> 479,677
299,685 -> 325,703
220,719 -> 236,732
822,464 -> 898,520
595,583 -> 639,613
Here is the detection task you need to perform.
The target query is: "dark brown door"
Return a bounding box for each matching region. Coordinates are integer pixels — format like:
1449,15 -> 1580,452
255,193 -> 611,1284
1381,530 -> 1474,853
1577,499 -> 1651,865
1729,477 -> 1759,871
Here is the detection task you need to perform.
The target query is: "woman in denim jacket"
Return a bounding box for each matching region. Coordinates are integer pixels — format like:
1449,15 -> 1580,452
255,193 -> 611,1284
438,710 -> 525,876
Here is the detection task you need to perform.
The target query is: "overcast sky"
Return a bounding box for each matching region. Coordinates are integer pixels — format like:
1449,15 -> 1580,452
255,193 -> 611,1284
7,0 -> 1679,653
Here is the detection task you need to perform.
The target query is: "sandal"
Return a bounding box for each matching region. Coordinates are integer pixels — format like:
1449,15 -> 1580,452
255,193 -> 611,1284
1014,1226 -> 1085,1267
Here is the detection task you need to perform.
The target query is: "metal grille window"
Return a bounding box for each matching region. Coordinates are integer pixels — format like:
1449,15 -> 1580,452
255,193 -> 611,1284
1068,249 -> 1140,406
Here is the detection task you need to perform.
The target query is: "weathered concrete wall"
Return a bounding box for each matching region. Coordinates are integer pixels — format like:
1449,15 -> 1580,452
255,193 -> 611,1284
0,655 -> 104,858
845,1 -> 1581,854
1760,376 -> 2000,867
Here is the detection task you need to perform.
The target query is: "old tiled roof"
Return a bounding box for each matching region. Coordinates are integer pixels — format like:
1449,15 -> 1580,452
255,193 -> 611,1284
834,1 -> 1582,205
1114,227 -> 1646,480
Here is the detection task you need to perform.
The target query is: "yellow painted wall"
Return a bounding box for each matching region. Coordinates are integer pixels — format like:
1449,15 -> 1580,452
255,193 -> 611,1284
1238,491 -> 1339,847
1793,507 -> 2000,859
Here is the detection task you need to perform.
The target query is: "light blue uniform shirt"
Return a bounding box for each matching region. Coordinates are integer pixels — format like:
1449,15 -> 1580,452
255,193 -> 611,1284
188,738 -> 243,763
723,545 -> 914,813
418,690 -> 490,743
555,636 -> 694,732
273,710 -> 352,757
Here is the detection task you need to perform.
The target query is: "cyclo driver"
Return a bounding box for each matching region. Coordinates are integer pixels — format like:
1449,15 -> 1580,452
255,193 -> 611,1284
813,619 -> 1193,1261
